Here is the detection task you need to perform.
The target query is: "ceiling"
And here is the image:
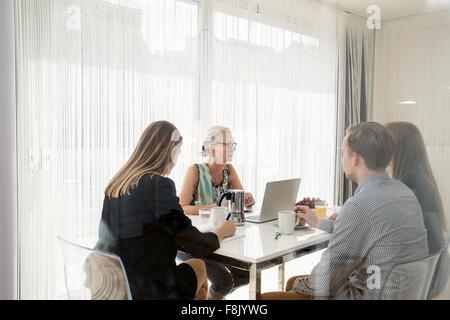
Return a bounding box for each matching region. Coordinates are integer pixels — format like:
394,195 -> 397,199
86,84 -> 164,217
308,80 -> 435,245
324,0 -> 450,20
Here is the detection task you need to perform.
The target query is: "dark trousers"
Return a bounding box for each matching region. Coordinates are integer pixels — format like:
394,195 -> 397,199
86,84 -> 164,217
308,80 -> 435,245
177,251 -> 249,300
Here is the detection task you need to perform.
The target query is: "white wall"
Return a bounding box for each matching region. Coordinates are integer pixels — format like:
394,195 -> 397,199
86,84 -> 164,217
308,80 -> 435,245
0,0 -> 18,300
373,12 -> 450,224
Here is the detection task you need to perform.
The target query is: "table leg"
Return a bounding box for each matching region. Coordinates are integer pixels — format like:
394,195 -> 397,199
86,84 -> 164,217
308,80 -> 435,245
278,262 -> 285,291
249,264 -> 261,300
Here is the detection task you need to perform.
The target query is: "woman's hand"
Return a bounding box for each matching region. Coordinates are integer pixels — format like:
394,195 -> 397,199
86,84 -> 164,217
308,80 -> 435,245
213,220 -> 236,242
244,192 -> 255,207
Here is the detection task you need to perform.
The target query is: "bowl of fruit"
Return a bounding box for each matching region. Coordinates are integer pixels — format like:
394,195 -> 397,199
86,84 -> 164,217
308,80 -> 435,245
295,197 -> 328,218
295,197 -> 326,209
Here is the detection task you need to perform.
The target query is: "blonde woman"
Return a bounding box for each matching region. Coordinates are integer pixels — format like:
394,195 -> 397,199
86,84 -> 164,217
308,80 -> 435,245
178,126 -> 253,299
95,121 -> 235,300
179,126 -> 255,215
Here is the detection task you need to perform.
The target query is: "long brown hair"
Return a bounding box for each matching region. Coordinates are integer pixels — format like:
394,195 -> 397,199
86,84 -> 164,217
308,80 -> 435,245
105,121 -> 182,198
386,122 -> 447,231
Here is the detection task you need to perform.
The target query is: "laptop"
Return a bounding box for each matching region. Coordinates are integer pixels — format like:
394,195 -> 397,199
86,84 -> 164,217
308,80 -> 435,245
246,178 -> 301,224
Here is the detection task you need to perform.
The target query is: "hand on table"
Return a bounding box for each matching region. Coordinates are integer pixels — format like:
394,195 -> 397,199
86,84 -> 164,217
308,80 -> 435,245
294,205 -> 320,229
244,192 -> 255,208
214,220 -> 236,242
328,213 -> 339,221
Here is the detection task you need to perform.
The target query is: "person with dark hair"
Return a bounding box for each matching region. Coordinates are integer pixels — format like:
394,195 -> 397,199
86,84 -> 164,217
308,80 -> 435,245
262,122 -> 428,300
386,122 -> 449,298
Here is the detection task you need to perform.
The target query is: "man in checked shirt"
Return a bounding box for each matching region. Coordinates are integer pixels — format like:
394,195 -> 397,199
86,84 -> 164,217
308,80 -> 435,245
262,122 -> 429,300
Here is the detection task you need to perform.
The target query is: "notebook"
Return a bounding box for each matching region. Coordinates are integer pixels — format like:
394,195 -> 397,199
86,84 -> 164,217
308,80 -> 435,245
196,224 -> 245,244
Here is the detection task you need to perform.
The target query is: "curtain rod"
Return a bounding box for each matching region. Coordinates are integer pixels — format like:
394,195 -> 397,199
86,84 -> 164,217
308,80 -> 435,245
383,9 -> 450,23
195,0 -> 368,21
318,0 -> 450,24
317,0 -> 368,21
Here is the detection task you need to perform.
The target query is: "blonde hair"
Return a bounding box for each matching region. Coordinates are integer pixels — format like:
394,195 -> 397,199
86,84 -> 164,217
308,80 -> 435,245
105,121 -> 182,198
202,126 -> 232,157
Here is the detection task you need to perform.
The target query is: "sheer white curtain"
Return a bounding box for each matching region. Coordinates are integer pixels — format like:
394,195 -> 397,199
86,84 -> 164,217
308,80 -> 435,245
206,0 -> 338,203
373,12 -> 450,226
15,0 -> 200,299
15,0 -> 340,299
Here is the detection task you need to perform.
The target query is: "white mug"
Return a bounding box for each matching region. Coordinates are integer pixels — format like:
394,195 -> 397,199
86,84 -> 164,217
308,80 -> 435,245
210,207 -> 228,227
278,211 -> 297,235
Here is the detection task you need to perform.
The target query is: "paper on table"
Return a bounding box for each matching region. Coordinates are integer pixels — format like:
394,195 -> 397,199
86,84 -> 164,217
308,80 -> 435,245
222,232 -> 245,244
196,223 -> 245,244
196,223 -> 214,233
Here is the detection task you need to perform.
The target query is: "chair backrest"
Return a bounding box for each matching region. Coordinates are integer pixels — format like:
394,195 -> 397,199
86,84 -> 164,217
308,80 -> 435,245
57,236 -> 132,300
379,249 -> 445,300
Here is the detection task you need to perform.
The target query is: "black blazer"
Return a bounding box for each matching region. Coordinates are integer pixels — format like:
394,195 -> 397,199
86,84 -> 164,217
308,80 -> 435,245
95,174 -> 220,299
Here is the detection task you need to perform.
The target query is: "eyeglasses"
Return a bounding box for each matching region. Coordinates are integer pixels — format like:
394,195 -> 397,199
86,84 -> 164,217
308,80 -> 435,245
215,142 -> 237,151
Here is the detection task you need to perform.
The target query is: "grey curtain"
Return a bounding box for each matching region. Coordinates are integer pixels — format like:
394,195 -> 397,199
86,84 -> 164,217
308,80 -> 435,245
335,14 -> 376,205
0,0 -> 17,300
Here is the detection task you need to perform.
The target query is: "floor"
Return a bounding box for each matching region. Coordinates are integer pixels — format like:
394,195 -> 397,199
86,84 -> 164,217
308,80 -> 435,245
226,249 -> 325,300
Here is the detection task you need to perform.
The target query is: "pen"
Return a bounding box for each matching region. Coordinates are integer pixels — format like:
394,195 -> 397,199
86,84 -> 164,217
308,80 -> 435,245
226,213 -> 231,221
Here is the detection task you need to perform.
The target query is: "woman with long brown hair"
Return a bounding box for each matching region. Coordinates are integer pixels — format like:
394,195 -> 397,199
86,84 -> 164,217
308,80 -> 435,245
95,121 -> 235,300
386,122 -> 449,297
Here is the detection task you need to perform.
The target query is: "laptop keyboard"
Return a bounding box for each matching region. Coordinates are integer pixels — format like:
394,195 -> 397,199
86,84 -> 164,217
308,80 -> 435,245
246,215 -> 260,220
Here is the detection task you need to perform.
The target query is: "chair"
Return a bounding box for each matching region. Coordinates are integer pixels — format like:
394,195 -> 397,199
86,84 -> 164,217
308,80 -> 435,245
379,248 -> 445,300
57,236 -> 132,300
429,239 -> 450,299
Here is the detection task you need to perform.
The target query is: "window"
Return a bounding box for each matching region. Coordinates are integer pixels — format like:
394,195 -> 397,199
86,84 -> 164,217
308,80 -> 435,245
209,2 -> 337,202
15,0 -> 338,299
16,0 -> 200,299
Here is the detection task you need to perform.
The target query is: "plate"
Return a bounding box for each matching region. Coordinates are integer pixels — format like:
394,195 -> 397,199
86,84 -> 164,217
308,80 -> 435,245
273,222 -> 310,230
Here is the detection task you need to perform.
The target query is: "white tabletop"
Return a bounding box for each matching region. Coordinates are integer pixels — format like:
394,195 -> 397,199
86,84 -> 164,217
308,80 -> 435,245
191,216 -> 332,265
